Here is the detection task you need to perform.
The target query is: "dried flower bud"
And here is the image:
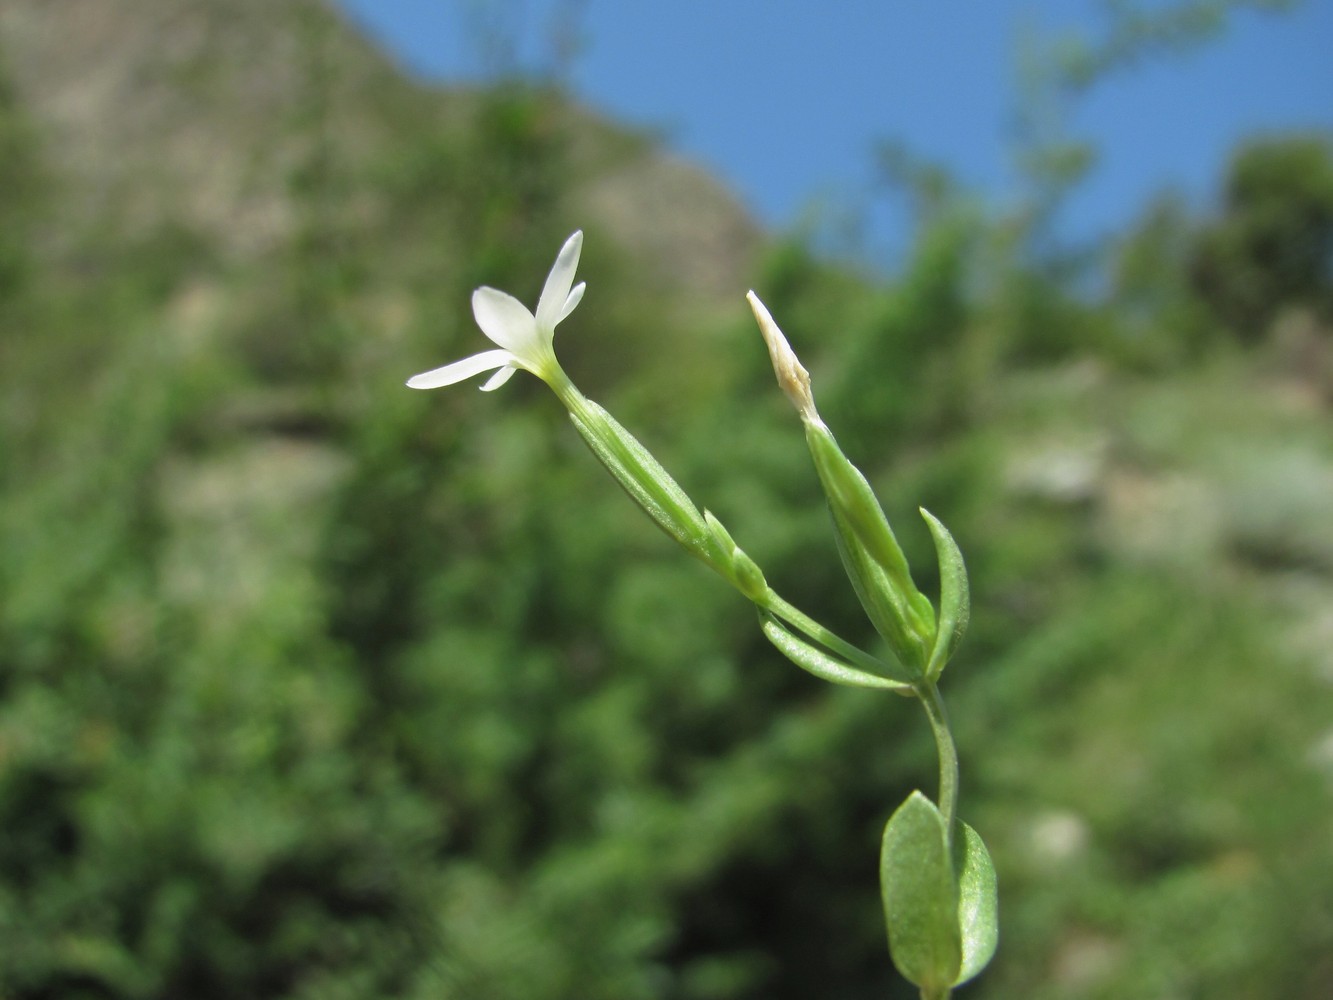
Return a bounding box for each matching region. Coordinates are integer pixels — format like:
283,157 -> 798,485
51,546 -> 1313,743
747,291 -> 817,422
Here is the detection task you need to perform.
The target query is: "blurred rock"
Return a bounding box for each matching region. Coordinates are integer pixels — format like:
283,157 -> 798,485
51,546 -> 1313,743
1099,466 -> 1225,567
1023,808 -> 1091,871
1005,435 -> 1109,505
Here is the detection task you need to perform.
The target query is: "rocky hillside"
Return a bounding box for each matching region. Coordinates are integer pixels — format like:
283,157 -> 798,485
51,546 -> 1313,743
0,0 -> 759,303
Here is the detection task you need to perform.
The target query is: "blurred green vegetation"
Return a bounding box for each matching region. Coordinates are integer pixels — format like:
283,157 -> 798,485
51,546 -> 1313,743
2,8 -> 1332,1000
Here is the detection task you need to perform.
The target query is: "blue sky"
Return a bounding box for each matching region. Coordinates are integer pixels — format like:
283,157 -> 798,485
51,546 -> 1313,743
334,1 -> 1332,265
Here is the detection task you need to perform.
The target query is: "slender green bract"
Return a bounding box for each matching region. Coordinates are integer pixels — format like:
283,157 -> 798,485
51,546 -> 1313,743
921,508 -> 970,681
759,610 -> 913,691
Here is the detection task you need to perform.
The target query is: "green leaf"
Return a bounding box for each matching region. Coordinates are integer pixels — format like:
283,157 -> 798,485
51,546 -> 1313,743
953,820 -> 998,986
880,792 -> 962,991
759,612 -> 914,690
921,508 -> 970,681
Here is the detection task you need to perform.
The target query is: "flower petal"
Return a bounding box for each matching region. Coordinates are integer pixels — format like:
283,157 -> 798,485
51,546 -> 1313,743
406,349 -> 514,389
535,230 -> 584,331
479,364 -> 519,392
558,282 -> 586,325
473,287 -> 539,356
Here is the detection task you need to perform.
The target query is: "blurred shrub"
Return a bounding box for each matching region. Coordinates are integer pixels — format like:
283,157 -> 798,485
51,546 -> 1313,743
2,51 -> 1331,1000
1189,134 -> 1333,337
1105,195 -> 1216,369
0,58 -> 44,302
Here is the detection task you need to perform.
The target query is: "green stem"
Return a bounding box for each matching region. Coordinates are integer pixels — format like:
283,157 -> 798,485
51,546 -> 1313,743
918,680 -> 959,849
917,688 -> 958,1000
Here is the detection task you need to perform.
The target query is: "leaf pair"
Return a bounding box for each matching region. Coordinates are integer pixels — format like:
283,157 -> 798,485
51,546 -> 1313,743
880,792 -> 997,993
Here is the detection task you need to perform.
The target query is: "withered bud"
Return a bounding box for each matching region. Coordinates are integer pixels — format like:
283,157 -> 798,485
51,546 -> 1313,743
746,291 -> 817,422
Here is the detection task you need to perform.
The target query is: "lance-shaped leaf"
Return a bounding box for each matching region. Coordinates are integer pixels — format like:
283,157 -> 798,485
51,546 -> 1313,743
953,820 -> 998,986
921,508 -> 970,681
759,611 -> 914,690
880,792 -> 962,991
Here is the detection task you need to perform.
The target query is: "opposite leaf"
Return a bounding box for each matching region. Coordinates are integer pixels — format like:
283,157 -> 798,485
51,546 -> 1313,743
880,791 -> 962,992
921,508 -> 970,681
759,612 -> 914,690
953,820 -> 998,986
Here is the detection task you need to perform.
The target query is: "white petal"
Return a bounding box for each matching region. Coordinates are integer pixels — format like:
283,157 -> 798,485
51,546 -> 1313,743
473,287 -> 540,356
406,349 -> 514,389
535,230 -> 583,331
558,282 -> 585,325
479,365 -> 519,392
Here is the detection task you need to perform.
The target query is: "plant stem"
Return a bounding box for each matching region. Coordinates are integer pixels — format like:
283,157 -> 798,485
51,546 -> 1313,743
922,685 -> 960,1000
918,680 -> 959,849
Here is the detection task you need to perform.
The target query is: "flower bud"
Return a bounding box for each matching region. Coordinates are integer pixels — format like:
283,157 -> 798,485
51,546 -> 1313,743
748,292 -> 936,675
747,291 -> 816,420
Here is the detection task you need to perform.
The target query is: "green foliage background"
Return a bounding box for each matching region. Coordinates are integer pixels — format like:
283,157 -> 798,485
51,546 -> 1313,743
1,5 -> 1332,998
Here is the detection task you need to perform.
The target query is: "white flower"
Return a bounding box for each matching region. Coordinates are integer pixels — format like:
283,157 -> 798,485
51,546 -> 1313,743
406,230 -> 586,392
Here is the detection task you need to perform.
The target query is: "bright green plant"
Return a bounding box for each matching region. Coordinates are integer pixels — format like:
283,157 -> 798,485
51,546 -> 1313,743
406,231 -> 998,997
